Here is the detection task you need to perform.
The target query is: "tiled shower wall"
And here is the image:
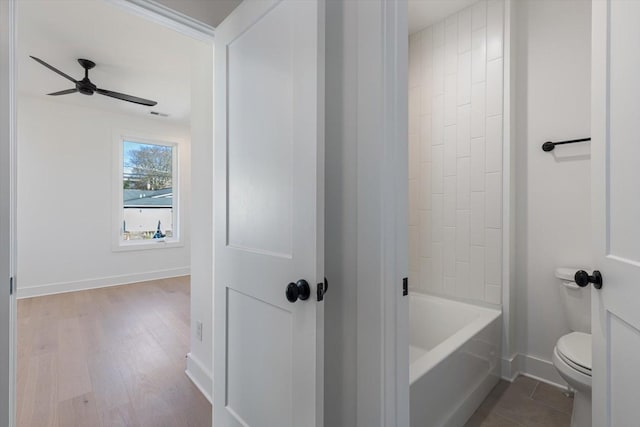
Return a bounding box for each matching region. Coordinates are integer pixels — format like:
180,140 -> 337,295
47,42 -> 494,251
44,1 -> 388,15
408,0 -> 504,305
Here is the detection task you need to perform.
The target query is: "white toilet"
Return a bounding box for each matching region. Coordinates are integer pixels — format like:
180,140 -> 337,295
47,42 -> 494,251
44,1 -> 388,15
552,268 -> 592,427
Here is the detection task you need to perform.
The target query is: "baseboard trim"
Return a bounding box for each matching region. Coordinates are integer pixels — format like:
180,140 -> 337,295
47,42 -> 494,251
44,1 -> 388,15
502,353 -> 567,389
185,352 -> 212,403
16,267 -> 190,299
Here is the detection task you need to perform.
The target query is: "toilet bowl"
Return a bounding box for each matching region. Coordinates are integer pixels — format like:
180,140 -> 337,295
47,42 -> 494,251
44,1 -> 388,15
552,268 -> 592,427
552,332 -> 591,427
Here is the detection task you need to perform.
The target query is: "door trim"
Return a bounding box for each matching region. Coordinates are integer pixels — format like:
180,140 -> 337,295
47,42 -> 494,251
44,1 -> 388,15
1,0 -> 17,425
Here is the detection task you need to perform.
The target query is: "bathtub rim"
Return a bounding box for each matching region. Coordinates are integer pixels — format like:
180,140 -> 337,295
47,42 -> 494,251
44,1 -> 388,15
409,292 -> 502,385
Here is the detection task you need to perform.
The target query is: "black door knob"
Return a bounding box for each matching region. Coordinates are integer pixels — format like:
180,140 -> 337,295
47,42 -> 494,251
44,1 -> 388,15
285,279 -> 311,303
575,270 -> 603,289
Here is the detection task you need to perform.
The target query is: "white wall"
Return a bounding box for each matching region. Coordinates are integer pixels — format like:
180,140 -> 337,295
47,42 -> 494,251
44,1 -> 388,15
513,0 -> 591,384
17,95 -> 191,297
186,41 -> 214,401
408,0 -> 504,306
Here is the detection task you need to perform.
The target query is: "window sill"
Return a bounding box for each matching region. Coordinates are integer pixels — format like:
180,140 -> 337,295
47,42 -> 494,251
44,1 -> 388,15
112,239 -> 184,252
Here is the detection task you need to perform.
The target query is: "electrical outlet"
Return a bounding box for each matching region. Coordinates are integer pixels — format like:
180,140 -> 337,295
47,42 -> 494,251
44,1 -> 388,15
196,321 -> 203,341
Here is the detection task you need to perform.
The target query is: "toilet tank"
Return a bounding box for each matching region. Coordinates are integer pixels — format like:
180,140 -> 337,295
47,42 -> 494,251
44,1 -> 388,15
556,268 -> 591,333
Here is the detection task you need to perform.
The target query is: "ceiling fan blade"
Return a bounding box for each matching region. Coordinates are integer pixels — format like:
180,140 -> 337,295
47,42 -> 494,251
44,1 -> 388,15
95,88 -> 157,106
47,88 -> 78,96
30,56 -> 77,84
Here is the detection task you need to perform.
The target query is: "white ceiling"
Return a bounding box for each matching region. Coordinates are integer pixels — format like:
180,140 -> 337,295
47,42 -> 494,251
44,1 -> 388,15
17,0 -> 206,124
409,0 -> 479,34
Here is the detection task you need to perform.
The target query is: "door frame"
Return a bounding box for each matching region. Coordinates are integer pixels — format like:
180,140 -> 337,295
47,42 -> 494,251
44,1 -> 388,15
0,0 -> 17,425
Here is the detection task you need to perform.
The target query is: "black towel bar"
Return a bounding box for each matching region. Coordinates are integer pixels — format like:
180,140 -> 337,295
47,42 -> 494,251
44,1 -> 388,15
542,137 -> 591,152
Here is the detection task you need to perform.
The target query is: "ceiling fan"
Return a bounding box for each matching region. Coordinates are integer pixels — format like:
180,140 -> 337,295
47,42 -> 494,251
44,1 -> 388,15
29,56 -> 158,107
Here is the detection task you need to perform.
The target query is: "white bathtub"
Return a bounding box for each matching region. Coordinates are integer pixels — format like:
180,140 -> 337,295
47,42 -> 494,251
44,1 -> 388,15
410,292 -> 502,427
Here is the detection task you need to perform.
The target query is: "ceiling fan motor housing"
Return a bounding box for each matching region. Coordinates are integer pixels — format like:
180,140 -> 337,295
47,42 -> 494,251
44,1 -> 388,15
77,59 -> 96,95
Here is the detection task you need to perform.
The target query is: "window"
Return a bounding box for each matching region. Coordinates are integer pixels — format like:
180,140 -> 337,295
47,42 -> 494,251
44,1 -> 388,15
115,135 -> 180,249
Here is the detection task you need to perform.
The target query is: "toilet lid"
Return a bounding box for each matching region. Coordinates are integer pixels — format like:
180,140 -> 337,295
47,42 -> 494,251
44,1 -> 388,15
557,332 -> 592,373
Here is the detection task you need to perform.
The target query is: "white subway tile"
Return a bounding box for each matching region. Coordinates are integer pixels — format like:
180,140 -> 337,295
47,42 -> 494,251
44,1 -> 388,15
471,83 -> 486,138
457,157 -> 470,210
433,21 -> 445,47
419,163 -> 431,211
409,179 -> 418,226
445,16 -> 458,75
444,227 -> 456,277
408,270 -> 419,292
472,0 -> 487,30
444,176 -> 457,227
421,27 -> 433,69
470,137 -> 486,192
444,74 -> 457,125
444,277 -> 456,297
430,242 -> 443,293
487,0 -> 504,61
409,33 -> 421,89
432,193 -> 443,242
409,87 -> 420,135
485,172 -> 501,229
421,115 -> 432,161
485,114 -> 503,173
432,94 -> 444,145
457,52 -> 472,105
470,246 -> 486,300
432,46 -> 445,95
409,133 -> 419,180
444,125 -> 457,176
455,261 -> 474,299
409,225 -> 419,271
457,105 -> 471,157
456,210 -> 470,262
485,284 -> 501,304
421,71 -> 433,115
419,257 -> 432,293
432,145 -> 444,194
485,228 -> 502,285
442,276 -> 456,297
470,192 -> 485,245
472,28 -> 486,83
486,58 -> 503,117
420,210 -> 432,258
458,7 -> 472,53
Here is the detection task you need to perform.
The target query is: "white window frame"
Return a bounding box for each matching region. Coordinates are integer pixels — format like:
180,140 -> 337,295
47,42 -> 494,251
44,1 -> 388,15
112,130 -> 182,251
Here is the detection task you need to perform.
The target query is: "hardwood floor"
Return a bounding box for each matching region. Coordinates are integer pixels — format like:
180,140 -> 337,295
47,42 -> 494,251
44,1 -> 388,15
17,276 -> 211,427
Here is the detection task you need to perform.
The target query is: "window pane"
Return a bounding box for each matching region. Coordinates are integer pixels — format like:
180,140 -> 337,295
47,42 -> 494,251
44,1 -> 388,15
122,141 -> 174,241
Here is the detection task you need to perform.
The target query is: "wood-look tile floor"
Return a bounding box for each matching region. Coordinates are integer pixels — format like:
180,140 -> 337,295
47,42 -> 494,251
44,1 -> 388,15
465,376 -> 574,427
17,276 -> 212,427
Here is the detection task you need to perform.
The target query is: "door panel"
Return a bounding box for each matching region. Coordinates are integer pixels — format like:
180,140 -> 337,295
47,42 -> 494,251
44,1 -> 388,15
214,1 -> 325,426
226,2 -> 294,257
226,288 -> 293,426
592,1 -> 640,425
608,0 -> 640,264
608,313 -> 640,425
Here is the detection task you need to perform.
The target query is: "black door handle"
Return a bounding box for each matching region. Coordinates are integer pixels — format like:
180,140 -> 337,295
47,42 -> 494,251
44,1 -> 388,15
575,270 -> 603,289
286,279 -> 310,303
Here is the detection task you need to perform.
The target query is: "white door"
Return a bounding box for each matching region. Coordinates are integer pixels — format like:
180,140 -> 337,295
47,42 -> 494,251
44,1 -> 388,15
213,0 -> 325,426
591,1 -> 640,425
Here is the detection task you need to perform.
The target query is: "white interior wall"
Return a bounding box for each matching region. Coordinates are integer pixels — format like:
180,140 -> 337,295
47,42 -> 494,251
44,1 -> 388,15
16,95 -> 191,298
408,0 -> 505,306
512,0 -> 592,385
186,41 -> 214,401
